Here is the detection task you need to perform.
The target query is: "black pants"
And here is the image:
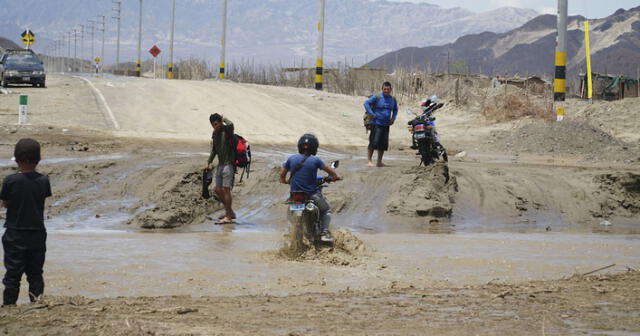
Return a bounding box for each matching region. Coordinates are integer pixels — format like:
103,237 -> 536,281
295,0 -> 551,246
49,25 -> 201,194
2,229 -> 47,305
368,125 -> 390,151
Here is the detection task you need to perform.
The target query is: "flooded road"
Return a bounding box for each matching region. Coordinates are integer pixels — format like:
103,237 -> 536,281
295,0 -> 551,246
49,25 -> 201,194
1,145 -> 639,303
41,230 -> 638,300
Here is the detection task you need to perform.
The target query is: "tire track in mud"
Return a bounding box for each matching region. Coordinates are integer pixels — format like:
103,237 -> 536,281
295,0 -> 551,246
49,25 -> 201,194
452,167 -> 486,208
333,166 -> 396,232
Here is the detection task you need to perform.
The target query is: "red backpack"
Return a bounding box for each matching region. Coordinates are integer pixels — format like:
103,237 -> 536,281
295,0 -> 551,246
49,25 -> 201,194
229,134 -> 251,181
234,135 -> 250,168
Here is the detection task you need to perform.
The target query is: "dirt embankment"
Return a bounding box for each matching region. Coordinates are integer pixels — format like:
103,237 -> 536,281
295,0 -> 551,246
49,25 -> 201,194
125,166 -> 222,229
591,172 -> 640,219
1,270 -> 637,335
386,162 -> 458,220
489,120 -> 640,164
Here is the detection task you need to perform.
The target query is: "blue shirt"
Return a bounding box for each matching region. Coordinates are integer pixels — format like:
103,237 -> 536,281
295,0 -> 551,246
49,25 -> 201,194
364,93 -> 398,126
283,154 -> 325,194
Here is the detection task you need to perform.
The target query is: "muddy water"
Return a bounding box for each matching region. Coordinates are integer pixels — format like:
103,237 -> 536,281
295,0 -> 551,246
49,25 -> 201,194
39,231 -> 639,301
2,146 -> 639,303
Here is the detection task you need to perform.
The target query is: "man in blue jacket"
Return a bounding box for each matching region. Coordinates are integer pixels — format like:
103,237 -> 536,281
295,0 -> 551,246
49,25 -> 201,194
364,81 -> 398,167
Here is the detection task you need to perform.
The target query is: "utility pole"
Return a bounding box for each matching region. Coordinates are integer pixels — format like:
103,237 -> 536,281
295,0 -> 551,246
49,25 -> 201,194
67,31 -> 72,72
79,24 -> 85,72
112,0 -> 122,71
219,0 -> 227,80
98,15 -> 106,73
56,41 -> 61,72
136,0 -> 143,77
315,0 -> 325,90
553,0 -> 568,121
73,28 -> 78,72
89,19 -> 95,69
168,0 -> 176,79
58,40 -> 63,72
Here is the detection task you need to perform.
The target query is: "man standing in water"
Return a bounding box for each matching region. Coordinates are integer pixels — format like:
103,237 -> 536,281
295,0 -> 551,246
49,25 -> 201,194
205,113 -> 236,224
364,81 -> 398,167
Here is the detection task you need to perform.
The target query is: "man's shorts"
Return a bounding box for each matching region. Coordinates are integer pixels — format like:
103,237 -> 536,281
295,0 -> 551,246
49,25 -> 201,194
215,164 -> 235,188
368,125 -> 390,151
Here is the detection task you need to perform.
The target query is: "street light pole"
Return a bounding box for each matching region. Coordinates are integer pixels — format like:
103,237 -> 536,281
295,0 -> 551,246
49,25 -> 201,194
112,0 -> 122,71
79,24 -> 85,72
314,0 -> 325,90
553,0 -> 568,121
136,0 -> 143,77
89,20 -> 95,68
168,0 -> 176,79
73,28 -> 78,72
67,31 -> 72,72
98,15 -> 106,73
219,0 -> 227,80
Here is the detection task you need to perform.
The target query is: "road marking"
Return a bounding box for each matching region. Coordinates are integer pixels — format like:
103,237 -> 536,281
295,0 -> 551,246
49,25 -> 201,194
73,76 -> 120,130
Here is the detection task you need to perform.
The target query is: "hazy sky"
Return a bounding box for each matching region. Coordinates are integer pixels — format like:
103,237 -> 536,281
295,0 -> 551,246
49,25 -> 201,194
389,0 -> 639,19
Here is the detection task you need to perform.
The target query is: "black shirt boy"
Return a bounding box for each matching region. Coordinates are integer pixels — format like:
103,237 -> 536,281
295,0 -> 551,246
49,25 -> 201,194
1,172 -> 52,231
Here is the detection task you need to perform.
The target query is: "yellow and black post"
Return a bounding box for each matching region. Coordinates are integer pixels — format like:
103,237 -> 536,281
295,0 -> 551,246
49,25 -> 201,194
315,0 -> 325,90
553,0 -> 568,121
219,0 -> 227,80
136,0 -> 143,77
168,0 -> 176,79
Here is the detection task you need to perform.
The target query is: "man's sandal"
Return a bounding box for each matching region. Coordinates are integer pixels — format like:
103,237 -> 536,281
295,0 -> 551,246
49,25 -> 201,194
215,217 -> 235,225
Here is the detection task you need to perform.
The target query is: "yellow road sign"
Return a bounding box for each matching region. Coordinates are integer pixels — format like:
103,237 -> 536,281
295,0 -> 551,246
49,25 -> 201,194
21,30 -> 36,47
95,57 -> 101,64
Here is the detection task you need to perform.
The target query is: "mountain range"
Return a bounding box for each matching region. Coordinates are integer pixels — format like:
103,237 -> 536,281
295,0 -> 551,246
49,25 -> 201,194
366,6 -> 640,78
0,0 -> 537,66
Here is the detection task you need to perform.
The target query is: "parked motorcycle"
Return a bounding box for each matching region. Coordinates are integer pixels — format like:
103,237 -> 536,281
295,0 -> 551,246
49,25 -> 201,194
407,102 -> 448,166
286,160 -> 340,251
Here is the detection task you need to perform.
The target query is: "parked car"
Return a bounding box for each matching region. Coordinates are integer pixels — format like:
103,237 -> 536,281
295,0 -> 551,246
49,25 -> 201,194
0,49 -> 46,87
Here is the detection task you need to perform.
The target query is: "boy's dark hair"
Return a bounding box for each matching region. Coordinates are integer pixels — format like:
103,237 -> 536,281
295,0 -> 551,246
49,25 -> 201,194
382,81 -> 392,88
209,113 -> 222,123
14,138 -> 41,164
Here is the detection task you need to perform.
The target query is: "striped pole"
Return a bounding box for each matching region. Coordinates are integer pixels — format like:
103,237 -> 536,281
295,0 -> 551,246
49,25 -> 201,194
168,0 -> 176,79
584,20 -> 593,102
219,0 -> 227,80
136,0 -> 143,77
315,0 -> 325,90
553,0 -> 568,121
18,95 -> 28,125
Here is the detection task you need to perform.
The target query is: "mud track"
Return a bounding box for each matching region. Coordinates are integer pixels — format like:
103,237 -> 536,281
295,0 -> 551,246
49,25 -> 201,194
1,271 -> 638,335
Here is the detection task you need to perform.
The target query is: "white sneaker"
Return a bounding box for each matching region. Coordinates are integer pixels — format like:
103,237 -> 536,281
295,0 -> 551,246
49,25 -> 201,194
320,231 -> 334,243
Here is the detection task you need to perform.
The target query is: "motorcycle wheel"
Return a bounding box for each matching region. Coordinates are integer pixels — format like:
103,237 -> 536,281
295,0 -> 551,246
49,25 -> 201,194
418,141 -> 433,166
302,206 -> 321,245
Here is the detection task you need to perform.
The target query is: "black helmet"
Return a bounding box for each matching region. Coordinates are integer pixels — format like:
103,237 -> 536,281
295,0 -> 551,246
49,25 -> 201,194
297,133 -> 319,155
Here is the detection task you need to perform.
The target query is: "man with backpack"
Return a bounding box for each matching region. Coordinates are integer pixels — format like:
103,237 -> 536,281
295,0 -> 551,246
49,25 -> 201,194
205,113 -> 236,224
364,81 -> 398,167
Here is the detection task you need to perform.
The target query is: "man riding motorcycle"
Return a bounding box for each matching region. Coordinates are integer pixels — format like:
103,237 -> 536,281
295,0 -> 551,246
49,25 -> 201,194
279,134 -> 341,243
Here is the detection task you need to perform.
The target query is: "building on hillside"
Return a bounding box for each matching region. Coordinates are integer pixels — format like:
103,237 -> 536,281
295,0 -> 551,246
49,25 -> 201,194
496,76 -> 550,95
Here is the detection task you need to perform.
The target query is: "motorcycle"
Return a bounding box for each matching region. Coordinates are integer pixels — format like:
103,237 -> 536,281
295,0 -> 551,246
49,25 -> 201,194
407,102 -> 448,166
286,160 -> 339,252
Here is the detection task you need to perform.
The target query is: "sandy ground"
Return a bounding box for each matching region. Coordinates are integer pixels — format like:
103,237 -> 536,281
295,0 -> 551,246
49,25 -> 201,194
0,75 -> 639,334
0,271 -> 638,335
